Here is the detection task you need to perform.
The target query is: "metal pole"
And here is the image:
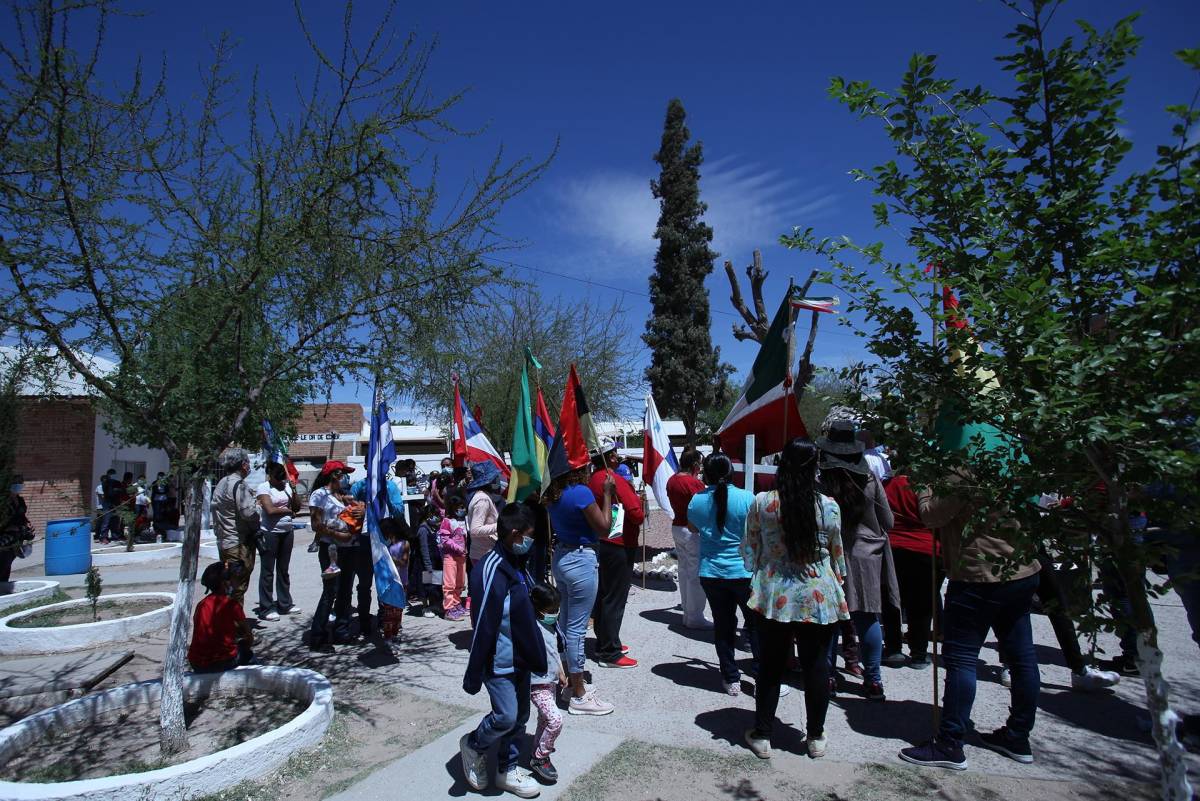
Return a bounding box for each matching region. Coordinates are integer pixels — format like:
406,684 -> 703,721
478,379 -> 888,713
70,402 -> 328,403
931,262 -> 941,731
744,435 -> 756,492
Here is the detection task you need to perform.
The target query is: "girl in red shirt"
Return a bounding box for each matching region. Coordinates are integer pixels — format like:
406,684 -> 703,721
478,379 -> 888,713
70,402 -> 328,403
189,562 -> 256,672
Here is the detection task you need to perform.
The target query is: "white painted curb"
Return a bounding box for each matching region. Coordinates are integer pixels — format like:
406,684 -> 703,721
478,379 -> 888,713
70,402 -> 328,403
0,581 -> 61,613
0,666 -> 334,801
0,593 -> 175,656
91,543 -> 183,566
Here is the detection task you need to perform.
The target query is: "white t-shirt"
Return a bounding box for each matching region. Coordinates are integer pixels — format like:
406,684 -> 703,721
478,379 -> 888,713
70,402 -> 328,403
307,486 -> 347,544
256,481 -> 295,534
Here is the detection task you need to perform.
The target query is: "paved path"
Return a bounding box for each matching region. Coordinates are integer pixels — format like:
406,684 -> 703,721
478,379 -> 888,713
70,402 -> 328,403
10,526 -> 1199,797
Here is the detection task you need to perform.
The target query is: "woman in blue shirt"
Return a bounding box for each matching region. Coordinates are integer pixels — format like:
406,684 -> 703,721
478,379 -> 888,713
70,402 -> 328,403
547,465 -> 615,716
687,453 -> 760,695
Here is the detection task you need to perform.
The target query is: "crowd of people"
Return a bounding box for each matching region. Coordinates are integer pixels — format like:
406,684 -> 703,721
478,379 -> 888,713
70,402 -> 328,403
92,468 -> 179,544
181,418 -> 1196,800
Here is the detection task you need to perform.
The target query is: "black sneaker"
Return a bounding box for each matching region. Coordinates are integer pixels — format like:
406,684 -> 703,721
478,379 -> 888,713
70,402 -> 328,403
882,651 -> 908,668
899,738 -> 967,770
978,726 -> 1033,764
1111,655 -> 1141,677
530,755 -> 558,783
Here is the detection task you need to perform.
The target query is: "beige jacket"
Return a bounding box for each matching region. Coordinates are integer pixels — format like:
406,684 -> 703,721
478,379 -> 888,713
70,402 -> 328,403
918,486 -> 1040,584
467,491 -> 499,562
211,472 -> 260,552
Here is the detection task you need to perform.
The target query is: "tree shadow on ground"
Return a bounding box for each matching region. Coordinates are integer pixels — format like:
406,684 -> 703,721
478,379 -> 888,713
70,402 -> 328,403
639,607 -> 716,645
651,655 -> 723,693
694,707 -> 809,757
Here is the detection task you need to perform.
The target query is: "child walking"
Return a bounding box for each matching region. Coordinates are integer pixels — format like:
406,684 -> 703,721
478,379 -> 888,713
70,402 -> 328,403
379,517 -> 410,642
439,496 -> 469,621
528,583 -> 566,783
459,504 -> 546,799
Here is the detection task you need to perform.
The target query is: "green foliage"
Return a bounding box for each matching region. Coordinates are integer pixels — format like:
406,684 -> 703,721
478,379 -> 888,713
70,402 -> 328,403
411,288 -> 641,449
791,3 -> 1198,618
85,566 -> 103,622
643,99 -> 730,445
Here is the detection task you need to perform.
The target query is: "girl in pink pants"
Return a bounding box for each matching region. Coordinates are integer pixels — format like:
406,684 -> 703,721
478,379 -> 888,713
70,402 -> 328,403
438,497 -> 469,621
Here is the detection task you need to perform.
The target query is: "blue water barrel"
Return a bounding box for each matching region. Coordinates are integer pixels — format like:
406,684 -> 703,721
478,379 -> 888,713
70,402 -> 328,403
44,517 -> 92,575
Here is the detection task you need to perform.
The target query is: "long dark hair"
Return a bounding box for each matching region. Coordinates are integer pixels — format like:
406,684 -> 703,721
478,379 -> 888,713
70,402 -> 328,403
543,466 -> 588,504
777,438 -> 820,564
702,452 -> 733,532
819,466 -> 867,532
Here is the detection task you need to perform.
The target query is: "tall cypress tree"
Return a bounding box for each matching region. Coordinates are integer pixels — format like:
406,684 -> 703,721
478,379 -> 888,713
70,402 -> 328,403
643,99 -> 722,446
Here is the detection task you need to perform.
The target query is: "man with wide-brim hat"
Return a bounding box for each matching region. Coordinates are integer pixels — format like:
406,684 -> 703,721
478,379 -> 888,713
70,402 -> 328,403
586,438 -> 645,669
466,461 -> 504,565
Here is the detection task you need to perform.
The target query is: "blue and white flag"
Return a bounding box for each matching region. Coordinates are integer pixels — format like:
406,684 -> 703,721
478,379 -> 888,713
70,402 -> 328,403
367,383 -> 406,609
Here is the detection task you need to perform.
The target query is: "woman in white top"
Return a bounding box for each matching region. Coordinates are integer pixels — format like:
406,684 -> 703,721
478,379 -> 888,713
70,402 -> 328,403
255,462 -> 300,621
306,461 -> 358,648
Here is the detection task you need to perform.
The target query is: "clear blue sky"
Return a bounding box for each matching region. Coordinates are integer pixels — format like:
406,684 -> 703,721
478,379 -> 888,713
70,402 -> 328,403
93,0 -> 1198,417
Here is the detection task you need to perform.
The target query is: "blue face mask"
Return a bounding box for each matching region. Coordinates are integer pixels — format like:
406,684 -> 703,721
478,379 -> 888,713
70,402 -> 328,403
539,612 -> 558,627
339,475 -> 351,491
510,534 -> 534,555
10,484 -> 23,494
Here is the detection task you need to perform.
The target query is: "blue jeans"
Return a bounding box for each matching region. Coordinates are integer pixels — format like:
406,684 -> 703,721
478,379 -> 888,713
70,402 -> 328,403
469,671 -> 530,773
553,545 -> 598,674
940,574 -> 1040,745
829,611 -> 884,684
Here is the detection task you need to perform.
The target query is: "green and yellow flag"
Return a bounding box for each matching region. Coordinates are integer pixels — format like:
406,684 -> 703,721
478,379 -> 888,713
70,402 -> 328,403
507,350 -> 541,503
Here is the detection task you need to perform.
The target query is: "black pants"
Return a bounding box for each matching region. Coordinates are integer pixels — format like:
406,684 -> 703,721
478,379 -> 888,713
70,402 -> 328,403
592,542 -> 634,663
883,547 -> 943,658
0,549 -> 15,583
334,541 -> 374,637
310,542 -> 339,646
700,577 -> 759,683
255,529 -> 295,614
753,614 -> 836,739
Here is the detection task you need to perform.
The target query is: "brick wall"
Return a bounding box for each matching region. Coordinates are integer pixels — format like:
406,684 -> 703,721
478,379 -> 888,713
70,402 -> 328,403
290,403 -> 362,461
14,398 -> 96,534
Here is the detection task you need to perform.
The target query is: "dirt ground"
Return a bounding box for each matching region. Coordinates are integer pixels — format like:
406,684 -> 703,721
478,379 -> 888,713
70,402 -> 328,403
7,597 -> 164,627
558,739 -> 1155,801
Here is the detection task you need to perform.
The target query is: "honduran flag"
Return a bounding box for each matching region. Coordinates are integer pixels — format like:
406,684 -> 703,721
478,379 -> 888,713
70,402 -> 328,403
642,394 -> 678,512
366,384 -> 406,609
453,381 -> 510,477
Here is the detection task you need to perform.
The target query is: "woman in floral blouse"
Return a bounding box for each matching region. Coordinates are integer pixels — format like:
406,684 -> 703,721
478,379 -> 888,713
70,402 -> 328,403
740,438 -> 848,761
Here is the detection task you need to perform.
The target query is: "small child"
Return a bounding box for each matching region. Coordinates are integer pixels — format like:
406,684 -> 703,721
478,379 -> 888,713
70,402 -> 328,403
459,504 -> 545,798
528,583 -> 566,783
439,496 -> 469,621
189,562 -> 255,673
416,504 -> 444,615
379,517 -> 410,643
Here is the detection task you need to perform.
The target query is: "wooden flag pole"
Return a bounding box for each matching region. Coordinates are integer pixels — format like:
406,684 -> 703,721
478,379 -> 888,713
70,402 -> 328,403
930,262 -> 941,731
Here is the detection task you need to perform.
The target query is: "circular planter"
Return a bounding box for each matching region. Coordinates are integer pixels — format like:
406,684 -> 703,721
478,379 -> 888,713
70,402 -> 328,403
0,580 -> 61,613
0,593 -> 175,656
91,542 -> 183,566
198,542 -> 220,560
0,665 -> 333,801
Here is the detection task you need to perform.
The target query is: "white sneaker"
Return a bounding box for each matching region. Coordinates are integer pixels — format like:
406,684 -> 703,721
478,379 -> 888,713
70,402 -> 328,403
459,733 -> 488,791
259,611 -> 280,621
723,681 -> 741,696
1000,667 -> 1011,688
744,728 -> 771,759
807,734 -> 828,758
1072,665 -> 1120,691
685,618 -> 715,630
568,692 -> 614,716
495,766 -> 540,798
779,683 -> 791,698
281,605 -> 301,615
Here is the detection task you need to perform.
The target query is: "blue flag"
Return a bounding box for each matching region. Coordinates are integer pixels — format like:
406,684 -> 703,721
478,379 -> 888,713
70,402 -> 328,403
367,383 -> 406,609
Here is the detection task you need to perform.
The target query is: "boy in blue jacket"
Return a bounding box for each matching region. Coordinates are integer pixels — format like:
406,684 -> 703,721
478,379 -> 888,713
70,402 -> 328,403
460,503 -> 546,798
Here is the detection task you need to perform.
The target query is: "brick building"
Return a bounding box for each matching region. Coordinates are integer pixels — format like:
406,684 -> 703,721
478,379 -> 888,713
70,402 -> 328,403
289,402 -> 364,467
6,349 -> 170,534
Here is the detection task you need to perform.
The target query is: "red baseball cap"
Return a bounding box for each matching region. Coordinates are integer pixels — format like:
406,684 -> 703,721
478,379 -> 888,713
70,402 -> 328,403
319,460 -> 356,476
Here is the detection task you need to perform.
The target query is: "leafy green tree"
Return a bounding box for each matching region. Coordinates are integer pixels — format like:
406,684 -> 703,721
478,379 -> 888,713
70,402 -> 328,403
0,0 -> 546,754
644,99 -> 728,446
785,3 -> 1197,795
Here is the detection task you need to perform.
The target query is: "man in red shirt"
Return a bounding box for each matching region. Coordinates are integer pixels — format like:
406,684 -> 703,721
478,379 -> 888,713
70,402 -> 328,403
587,439 -> 645,668
666,450 -> 712,629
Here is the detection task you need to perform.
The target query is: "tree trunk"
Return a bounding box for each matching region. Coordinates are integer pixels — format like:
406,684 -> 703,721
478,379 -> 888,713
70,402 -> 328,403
682,413 -> 696,449
160,472 -> 203,756
1099,483 -> 1193,800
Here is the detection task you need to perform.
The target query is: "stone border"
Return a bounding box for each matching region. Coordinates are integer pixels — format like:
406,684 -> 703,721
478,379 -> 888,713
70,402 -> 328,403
91,542 -> 183,566
0,666 -> 334,801
0,581 -> 61,613
0,593 -> 175,656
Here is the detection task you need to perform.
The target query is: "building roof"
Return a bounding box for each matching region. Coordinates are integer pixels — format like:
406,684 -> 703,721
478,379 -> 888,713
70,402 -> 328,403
0,346 -> 117,397
595,419 -> 686,439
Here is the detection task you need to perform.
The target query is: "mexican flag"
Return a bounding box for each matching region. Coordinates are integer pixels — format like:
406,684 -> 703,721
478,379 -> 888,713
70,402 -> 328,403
716,296 -> 808,460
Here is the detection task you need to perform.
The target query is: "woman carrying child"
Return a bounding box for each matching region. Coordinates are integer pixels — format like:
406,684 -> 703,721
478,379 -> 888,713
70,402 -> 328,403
307,461 -> 358,647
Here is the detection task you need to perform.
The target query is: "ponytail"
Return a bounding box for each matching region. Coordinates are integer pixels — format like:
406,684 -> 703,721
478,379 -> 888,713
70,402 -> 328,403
702,452 -> 734,532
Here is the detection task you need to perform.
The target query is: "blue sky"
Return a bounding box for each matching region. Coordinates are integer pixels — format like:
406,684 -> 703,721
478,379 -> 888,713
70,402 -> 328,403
92,1 -> 1198,417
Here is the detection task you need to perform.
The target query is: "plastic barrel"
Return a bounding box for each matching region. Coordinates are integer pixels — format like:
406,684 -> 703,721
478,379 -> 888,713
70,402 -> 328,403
44,517 -> 92,575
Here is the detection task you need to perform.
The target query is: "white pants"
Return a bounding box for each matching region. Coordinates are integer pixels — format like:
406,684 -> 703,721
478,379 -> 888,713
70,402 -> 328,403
671,525 -> 709,626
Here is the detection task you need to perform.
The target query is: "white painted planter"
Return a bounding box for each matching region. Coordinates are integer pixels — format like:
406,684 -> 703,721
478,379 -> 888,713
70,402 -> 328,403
198,542 -> 220,560
0,580 -> 61,613
91,542 -> 183,566
0,666 -> 334,801
0,592 -> 175,656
